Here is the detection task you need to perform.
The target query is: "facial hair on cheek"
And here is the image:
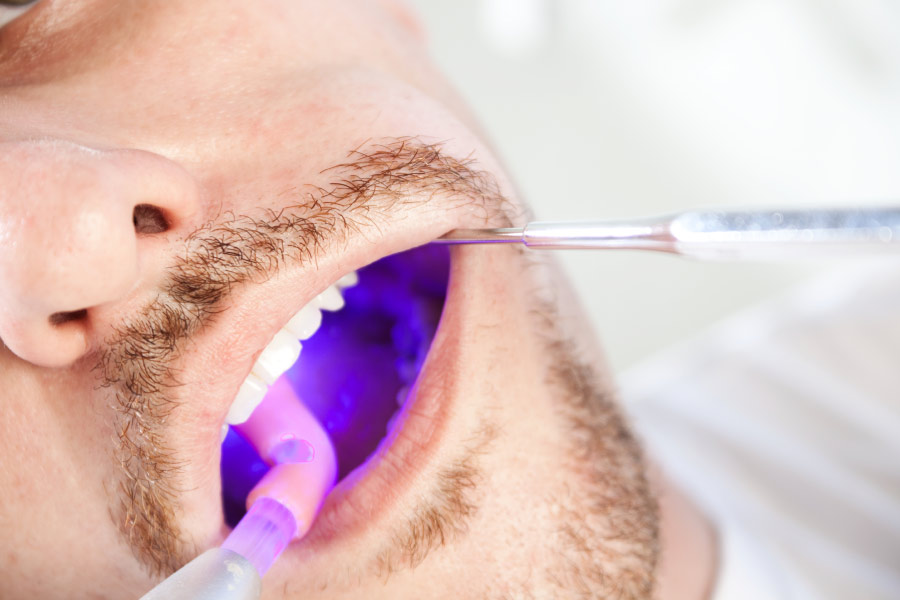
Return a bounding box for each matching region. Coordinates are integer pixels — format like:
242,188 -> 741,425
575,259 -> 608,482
544,332 -> 659,597
517,254 -> 659,597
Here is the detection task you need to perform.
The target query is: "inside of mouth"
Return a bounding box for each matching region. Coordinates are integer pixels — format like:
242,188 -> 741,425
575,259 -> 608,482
220,245 -> 450,526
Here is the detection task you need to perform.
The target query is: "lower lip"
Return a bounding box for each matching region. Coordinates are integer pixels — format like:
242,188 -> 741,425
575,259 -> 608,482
221,244 -> 461,547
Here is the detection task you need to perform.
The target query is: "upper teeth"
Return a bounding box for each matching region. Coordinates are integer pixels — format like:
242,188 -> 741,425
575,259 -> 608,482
336,271 -> 358,289
252,330 -> 302,385
284,304 -> 322,340
226,373 -> 268,425
224,274 -> 357,426
315,285 -> 345,312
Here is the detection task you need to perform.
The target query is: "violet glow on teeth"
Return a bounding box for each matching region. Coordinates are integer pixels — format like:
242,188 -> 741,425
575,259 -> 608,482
221,245 -> 450,526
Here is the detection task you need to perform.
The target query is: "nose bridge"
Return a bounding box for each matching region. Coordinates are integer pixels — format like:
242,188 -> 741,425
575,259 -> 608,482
0,139 -> 200,367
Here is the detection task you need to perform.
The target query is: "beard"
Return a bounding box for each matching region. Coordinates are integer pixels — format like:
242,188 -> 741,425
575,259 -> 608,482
95,139 -> 658,596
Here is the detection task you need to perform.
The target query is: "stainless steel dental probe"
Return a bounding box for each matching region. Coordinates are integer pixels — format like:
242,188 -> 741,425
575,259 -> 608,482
434,207 -> 900,260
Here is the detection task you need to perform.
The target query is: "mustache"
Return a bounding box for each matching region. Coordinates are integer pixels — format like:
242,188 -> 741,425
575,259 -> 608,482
95,137 -> 513,576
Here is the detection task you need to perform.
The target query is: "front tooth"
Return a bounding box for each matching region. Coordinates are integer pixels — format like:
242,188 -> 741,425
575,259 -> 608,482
225,373 -> 268,425
316,285 -> 345,311
251,330 -> 302,385
284,303 -> 323,340
336,270 -> 359,289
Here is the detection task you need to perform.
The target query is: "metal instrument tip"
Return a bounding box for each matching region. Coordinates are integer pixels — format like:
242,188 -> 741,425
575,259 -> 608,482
433,227 -> 524,244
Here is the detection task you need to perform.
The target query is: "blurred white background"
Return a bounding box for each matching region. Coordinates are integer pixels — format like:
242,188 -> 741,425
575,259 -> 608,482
407,0 -> 900,372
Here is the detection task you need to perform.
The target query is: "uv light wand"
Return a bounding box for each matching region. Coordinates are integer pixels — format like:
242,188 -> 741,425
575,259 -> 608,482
141,378 -> 335,600
139,497 -> 294,600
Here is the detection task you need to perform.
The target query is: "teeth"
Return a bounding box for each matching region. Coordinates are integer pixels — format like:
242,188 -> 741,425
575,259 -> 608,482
251,330 -> 302,385
315,285 -> 345,311
336,270 -> 359,289
223,275 -> 353,428
225,373 -> 268,425
284,303 -> 323,340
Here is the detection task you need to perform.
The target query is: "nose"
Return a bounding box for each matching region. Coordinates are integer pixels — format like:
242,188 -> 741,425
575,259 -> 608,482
0,140 -> 201,367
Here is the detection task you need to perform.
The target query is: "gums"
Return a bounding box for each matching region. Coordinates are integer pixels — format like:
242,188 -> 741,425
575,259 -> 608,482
220,245 -> 450,526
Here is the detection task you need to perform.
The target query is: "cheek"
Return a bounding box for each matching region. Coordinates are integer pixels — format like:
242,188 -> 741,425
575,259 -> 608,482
0,367 -> 122,554
0,371 -> 66,500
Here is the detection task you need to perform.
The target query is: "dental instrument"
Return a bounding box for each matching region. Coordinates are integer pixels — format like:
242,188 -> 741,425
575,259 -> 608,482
141,379 -> 337,600
139,496 -> 296,600
435,207 -> 900,260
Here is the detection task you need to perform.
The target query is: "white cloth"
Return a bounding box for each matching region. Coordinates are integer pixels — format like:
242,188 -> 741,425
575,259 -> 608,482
622,260 -> 900,600
712,517 -> 793,600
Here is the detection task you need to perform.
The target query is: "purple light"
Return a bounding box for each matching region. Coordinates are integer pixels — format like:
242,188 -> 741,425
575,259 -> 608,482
286,245 -> 449,479
220,245 -> 450,522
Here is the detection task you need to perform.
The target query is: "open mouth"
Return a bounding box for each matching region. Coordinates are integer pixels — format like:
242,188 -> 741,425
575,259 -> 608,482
219,243 -> 451,528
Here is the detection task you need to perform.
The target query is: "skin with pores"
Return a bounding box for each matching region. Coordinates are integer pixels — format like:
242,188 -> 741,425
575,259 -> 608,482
0,1 -> 716,598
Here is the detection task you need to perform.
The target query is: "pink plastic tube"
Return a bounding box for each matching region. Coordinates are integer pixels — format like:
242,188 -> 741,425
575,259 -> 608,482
235,377 -> 338,539
142,381 -> 337,596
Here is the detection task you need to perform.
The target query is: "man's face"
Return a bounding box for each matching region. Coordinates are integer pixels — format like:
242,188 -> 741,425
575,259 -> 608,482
0,1 -> 658,597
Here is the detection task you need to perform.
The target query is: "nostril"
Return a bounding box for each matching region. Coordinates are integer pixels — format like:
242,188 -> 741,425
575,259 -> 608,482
133,204 -> 170,234
48,309 -> 88,326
